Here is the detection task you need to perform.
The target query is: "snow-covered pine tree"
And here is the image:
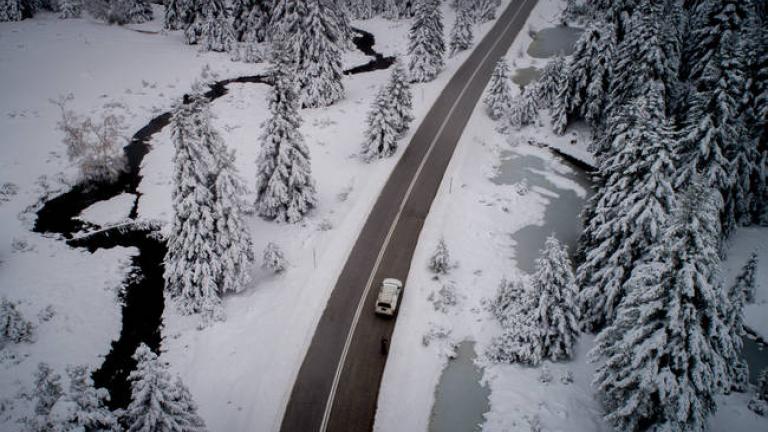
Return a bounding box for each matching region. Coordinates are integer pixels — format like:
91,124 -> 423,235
382,0 -> 398,19
164,93 -> 223,317
29,363 -> 63,431
51,366 -> 118,431
484,58 -> 513,121
185,0 -> 228,48
448,4 -> 473,57
212,147 -> 254,296
362,86 -> 399,161
348,0 -> 373,19
262,242 -> 287,274
551,73 -> 569,136
750,368 -> 768,416
577,85 -> 677,332
0,0 -> 23,21
529,236 -> 579,362
591,180 -> 732,431
397,0 -> 415,18
233,0 -> 256,42
489,277 -> 529,327
0,297 -> 34,346
724,268 -> 749,393
123,0 -> 153,24
605,0 -> 679,121
504,86 -> 538,131
328,0 -> 354,50
255,45 -> 318,223
429,237 -> 452,274
58,0 -> 81,18
125,344 -> 206,432
286,0 -> 345,108
536,55 -> 567,109
565,21 -> 615,127
733,251 -> 759,303
475,0 -> 497,23
164,0 -> 185,30
486,315 -> 543,365
408,0 -> 445,83
385,60 -> 414,136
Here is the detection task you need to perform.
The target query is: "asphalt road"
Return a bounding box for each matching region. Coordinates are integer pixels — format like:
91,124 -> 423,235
280,1 -> 537,431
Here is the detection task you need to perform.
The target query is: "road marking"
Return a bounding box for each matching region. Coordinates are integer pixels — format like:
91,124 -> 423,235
318,1 -> 532,430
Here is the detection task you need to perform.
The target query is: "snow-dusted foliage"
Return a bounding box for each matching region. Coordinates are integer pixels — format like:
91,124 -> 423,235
484,58 -> 513,121
724,268 -> 749,393
233,0 -> 271,43
58,0 -> 81,19
165,90 -> 253,318
25,363 -> 64,431
428,237 -> 452,275
262,242 -> 287,274
382,0 -> 399,19
448,4 -> 473,57
577,87 -> 677,332
125,344 -> 207,432
0,0 -> 23,21
348,0 -> 373,19
164,0 -> 196,31
566,21 -> 614,127
504,87 -> 538,131
486,317 -> 543,366
49,366 -> 118,431
535,54 -> 570,134
749,368 -> 768,416
529,236 -> 579,362
474,0 -> 498,23
489,277 -> 529,327
87,0 -> 153,24
386,60 -> 414,136
591,181 -> 733,432
733,251 -> 759,303
53,96 -> 128,185
0,297 -> 34,347
185,0 -> 232,51
408,0 -> 445,83
362,86 -> 399,161
255,46 -> 317,223
277,0 -> 344,107
122,0 -> 153,24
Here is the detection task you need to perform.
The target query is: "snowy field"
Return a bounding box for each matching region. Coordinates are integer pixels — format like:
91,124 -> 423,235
0,2 -> 516,431
374,0 -> 768,431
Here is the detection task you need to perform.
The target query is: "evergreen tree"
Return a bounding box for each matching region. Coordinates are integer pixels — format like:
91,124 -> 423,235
529,236 -> 580,361
487,314 -> 543,365
484,58 -> 514,121
0,0 -> 22,21
606,0 -> 679,120
577,87 -> 677,332
164,91 -> 248,318
27,363 -> 63,431
504,87 -> 538,131
185,0 -> 228,48
382,0 -> 399,19
686,0 -> 751,83
408,0 -> 445,83
200,6 -> 235,52
565,21 -> 615,126
348,0 -> 373,19
52,366 -> 118,431
733,251 -> 759,303
591,181 -> 732,431
0,297 -> 34,346
212,148 -> 254,296
536,55 -> 569,135
59,0 -> 81,19
362,86 -> 399,161
232,0 -> 260,42
255,46 -> 318,223
328,0 -> 354,50
428,237 -> 451,274
490,277 -> 529,328
125,344 -> 206,432
397,0 -> 415,18
724,270 -> 749,392
448,4 -> 473,57
164,0 -> 185,30
385,60 -> 414,136
475,0 -> 497,23
262,242 -> 287,274
285,0 -> 345,108
123,0 -> 152,24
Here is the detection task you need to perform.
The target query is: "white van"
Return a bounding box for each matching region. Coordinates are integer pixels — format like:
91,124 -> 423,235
375,278 -> 403,316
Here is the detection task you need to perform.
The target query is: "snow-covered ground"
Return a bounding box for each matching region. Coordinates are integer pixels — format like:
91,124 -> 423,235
374,0 -> 768,431
1,2 -> 517,431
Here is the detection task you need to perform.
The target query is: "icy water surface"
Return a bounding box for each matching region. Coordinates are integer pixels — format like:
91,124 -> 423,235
744,332 -> 768,384
429,342 -> 490,432
527,26 -> 584,58
512,66 -> 541,87
492,148 -> 593,272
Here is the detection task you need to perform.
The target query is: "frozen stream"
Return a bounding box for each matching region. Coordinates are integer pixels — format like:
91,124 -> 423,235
527,26 -> 583,58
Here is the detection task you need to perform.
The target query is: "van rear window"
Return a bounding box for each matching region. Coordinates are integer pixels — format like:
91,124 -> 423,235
377,302 -> 390,308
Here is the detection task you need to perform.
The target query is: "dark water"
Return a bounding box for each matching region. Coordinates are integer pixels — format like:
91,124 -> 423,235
744,329 -> 768,384
527,26 -> 584,58
512,66 -> 540,87
32,28 -> 394,409
430,342 -> 490,432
